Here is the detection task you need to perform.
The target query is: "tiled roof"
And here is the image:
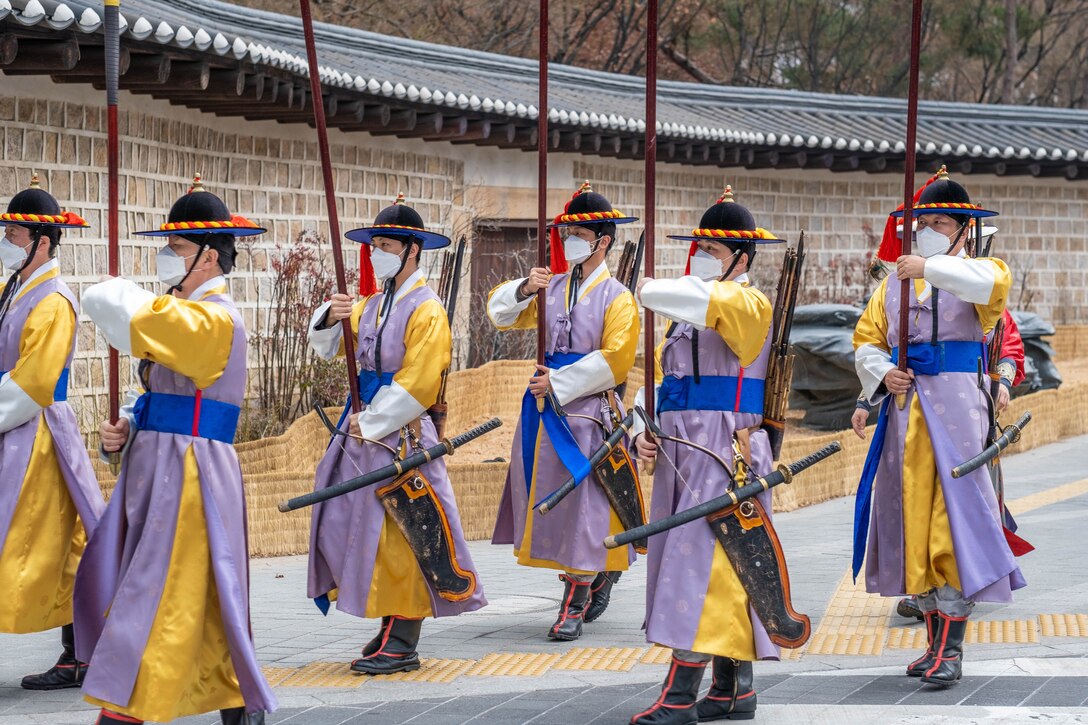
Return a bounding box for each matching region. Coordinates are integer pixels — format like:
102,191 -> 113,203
4,0 -> 1088,175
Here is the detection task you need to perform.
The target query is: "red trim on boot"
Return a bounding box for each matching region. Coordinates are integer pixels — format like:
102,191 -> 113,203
96,711 -> 143,724
630,658 -> 703,720
908,610 -> 938,672
550,575 -> 590,636
924,613 -> 968,679
705,689 -> 755,702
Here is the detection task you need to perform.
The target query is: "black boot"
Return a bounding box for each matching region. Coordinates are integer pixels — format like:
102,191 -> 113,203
630,656 -> 706,725
696,657 -> 756,721
220,707 -> 266,724
897,596 -> 924,621
361,616 -> 392,658
920,611 -> 968,687
548,574 -> 592,641
94,710 -> 142,724
906,609 -> 937,677
22,623 -> 87,690
350,616 -> 422,675
584,571 -> 621,623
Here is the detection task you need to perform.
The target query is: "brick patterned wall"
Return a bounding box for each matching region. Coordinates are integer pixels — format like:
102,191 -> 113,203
574,159 -> 1088,318
1,84 -> 467,435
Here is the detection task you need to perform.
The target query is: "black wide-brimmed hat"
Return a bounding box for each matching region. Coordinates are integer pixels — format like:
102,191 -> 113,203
545,181 -> 638,228
134,174 -> 266,237
1,174 -> 89,229
667,186 -> 784,244
345,193 -> 451,250
890,168 -> 997,220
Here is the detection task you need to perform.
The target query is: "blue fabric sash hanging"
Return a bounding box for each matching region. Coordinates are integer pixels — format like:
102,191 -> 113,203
520,352 -> 593,496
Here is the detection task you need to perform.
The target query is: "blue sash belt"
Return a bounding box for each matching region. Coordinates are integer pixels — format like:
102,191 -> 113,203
657,374 -> 765,415
850,340 -> 985,580
132,392 -> 240,443
521,351 -> 593,496
332,369 -> 395,435
0,367 -> 68,402
888,341 -> 986,376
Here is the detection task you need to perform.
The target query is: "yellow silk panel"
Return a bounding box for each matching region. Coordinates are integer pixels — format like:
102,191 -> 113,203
364,511 -> 434,619
128,288 -> 234,390
691,544 -> 757,660
0,417 -> 84,633
707,282 -> 773,367
395,298 -> 452,409
85,449 -> 243,720
9,288 -> 75,407
600,291 -> 640,385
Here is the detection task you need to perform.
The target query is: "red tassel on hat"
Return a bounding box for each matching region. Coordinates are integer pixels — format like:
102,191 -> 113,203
548,181 -> 593,274
876,167 -> 945,263
683,241 -> 698,275
358,244 -> 377,296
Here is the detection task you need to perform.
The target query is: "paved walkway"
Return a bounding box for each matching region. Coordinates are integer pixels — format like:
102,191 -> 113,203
2,435 -> 1087,724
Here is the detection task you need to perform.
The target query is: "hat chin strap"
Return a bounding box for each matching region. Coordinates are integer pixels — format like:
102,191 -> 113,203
717,249 -> 744,282
0,233 -> 44,328
168,244 -> 208,296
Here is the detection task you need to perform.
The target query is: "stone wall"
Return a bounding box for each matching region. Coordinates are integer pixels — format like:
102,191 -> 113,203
4,72 -> 1088,439
573,159 -> 1088,317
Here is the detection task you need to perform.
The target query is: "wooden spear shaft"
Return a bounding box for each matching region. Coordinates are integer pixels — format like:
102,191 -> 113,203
536,0 -> 548,368
898,0 -> 924,375
104,0 -> 121,471
644,0 -> 658,415
299,0 -> 361,413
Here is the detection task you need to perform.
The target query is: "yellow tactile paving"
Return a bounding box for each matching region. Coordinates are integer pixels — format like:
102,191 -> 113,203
886,627 -> 927,650
1039,614 -> 1088,637
553,646 -> 645,671
274,661 -> 366,688
261,667 -> 299,687
803,572 -> 890,656
966,619 -> 1038,644
1006,477 -> 1088,515
463,652 -> 561,677
381,658 -> 475,683
640,646 -> 674,665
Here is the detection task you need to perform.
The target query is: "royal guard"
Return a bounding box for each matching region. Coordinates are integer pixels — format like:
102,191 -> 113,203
630,187 -> 787,724
307,194 -> 486,675
856,221 -> 1028,622
489,182 -> 640,640
852,169 -> 1024,687
0,175 -> 104,691
73,176 -> 277,724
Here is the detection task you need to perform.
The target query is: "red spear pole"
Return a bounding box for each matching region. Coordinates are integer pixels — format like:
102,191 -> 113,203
644,0 -> 658,415
898,0 -> 924,375
299,0 -> 361,413
104,0 -> 121,470
536,0 -> 548,368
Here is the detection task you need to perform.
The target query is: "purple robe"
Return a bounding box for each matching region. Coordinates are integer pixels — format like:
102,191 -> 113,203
865,281 -> 1025,602
644,320 -> 779,660
74,293 -> 277,714
0,278 -> 104,591
308,284 -> 486,618
492,272 -> 637,573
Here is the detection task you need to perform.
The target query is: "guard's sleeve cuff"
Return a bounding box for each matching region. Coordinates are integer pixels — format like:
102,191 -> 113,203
487,279 -> 532,328
308,301 -> 343,360
550,350 -> 616,406
83,278 -> 156,355
356,380 -> 426,441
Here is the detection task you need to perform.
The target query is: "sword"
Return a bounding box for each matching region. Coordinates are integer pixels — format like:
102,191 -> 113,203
278,417 -> 503,512
535,411 -> 634,515
951,412 -> 1031,479
604,440 -> 841,549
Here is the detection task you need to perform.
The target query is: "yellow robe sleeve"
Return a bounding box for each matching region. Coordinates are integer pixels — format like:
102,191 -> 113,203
129,297 -> 236,390
853,278 -> 891,354
973,258 -> 1011,334
9,293 -> 75,407
601,291 -> 640,383
394,298 -> 452,408
487,280 -> 538,330
706,282 -> 773,367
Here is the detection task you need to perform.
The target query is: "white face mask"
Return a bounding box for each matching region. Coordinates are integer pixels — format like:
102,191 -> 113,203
916,225 -> 954,258
156,247 -> 196,287
370,247 -> 404,281
689,249 -> 725,281
563,235 -> 596,265
0,239 -> 29,271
